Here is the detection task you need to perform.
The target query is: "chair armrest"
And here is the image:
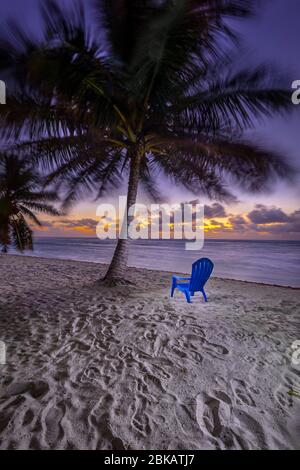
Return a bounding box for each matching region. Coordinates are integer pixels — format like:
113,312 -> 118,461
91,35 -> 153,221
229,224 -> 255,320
173,276 -> 191,282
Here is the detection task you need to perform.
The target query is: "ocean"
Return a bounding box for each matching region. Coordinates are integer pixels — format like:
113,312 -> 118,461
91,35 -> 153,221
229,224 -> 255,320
8,238 -> 300,288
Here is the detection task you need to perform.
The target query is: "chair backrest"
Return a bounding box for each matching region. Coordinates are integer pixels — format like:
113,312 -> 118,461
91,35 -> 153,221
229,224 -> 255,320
189,258 -> 214,293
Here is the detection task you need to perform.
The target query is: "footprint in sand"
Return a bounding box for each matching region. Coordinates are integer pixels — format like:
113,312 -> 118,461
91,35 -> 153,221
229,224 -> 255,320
232,408 -> 268,449
55,338 -> 92,361
131,410 -> 151,437
130,392 -> 155,439
169,345 -> 188,360
188,350 -> 203,364
244,355 -> 256,364
274,387 -> 294,411
196,390 -> 265,449
214,375 -> 229,388
43,401 -> 65,448
118,345 -> 134,362
22,408 -> 35,426
176,318 -> 186,328
1,380 -> 49,400
144,373 -> 166,394
189,325 -> 206,337
29,436 -> 41,450
203,339 -> 229,358
144,362 -> 172,381
79,363 -> 112,388
274,370 -> 300,412
196,391 -> 232,440
230,379 -> 256,407
175,402 -> 200,437
71,315 -> 90,334
88,393 -> 127,450
0,396 -> 26,433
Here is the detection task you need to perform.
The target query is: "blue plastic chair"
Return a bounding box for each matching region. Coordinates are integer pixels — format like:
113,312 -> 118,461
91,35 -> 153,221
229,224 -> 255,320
171,258 -> 214,304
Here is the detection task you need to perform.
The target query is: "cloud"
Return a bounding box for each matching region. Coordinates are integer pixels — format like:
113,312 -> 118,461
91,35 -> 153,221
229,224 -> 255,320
58,218 -> 98,230
244,205 -> 300,235
252,209 -> 300,234
205,203 -> 227,218
36,218 -> 99,233
227,215 -> 248,232
206,205 -> 300,237
36,206 -> 300,238
248,205 -> 291,224
38,220 -> 53,228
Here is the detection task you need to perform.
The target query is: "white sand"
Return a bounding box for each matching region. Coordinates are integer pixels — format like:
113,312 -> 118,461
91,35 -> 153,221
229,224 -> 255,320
0,254 -> 299,450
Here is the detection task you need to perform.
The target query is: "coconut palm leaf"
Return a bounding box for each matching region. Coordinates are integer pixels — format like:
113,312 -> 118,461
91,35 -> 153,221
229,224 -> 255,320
11,214 -> 33,251
0,153 -> 60,252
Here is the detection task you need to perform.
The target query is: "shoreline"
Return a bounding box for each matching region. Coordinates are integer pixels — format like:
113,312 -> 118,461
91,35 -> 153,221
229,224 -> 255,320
2,253 -> 299,290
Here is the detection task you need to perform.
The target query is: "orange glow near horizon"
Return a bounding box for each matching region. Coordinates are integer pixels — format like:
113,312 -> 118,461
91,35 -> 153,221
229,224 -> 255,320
33,202 -> 300,240
35,214 -> 240,236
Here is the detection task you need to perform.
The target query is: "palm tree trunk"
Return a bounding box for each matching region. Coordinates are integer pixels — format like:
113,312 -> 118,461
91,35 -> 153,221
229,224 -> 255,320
104,145 -> 142,282
0,220 -> 9,253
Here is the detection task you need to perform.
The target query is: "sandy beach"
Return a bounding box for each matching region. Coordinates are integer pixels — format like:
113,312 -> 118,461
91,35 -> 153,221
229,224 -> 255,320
0,254 -> 299,450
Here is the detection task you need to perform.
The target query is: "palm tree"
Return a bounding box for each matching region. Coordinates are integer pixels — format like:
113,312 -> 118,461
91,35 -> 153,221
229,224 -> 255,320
0,153 -> 59,253
0,0 -> 293,282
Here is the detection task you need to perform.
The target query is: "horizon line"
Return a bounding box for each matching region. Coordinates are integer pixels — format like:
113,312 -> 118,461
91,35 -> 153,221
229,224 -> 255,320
34,236 -> 300,242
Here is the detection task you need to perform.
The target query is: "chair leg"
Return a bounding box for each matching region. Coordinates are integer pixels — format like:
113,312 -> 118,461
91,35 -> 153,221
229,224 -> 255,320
202,289 -> 208,302
184,290 -> 191,303
171,285 -> 175,297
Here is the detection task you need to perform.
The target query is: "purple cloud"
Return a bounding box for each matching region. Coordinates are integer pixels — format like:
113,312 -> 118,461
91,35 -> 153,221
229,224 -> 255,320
248,205 -> 291,224
205,203 -> 227,219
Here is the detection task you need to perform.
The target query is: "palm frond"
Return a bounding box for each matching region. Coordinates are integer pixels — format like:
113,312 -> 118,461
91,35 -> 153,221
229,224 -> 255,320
0,153 -> 60,252
151,133 -> 294,195
172,67 -> 292,132
18,205 -> 43,226
21,201 -> 60,216
93,0 -> 153,65
11,214 -> 33,251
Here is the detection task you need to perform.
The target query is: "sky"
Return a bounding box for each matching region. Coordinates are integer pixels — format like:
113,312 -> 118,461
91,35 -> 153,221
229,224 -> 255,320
0,0 -> 300,240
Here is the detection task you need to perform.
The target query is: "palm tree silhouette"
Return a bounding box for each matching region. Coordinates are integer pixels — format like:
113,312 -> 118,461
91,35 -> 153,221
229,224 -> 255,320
0,153 -> 59,253
0,0 -> 293,281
